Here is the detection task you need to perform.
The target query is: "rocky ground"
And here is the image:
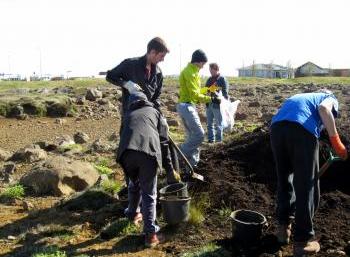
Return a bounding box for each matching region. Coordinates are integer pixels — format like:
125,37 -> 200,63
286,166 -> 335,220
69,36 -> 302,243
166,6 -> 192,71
0,81 -> 349,256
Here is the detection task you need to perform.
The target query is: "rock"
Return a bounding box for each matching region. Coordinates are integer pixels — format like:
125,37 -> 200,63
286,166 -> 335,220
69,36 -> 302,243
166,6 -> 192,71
20,156 -> 99,196
90,139 -> 113,153
97,98 -> 109,105
55,118 -> 67,125
35,141 -> 57,152
8,105 -> 24,118
326,249 -> 346,255
22,201 -> 35,211
46,100 -> 72,117
167,118 -> 179,127
16,114 -> 29,120
76,96 -> 86,105
109,132 -> 119,141
56,135 -> 75,147
274,95 -> 283,100
235,112 -> 248,120
0,148 -> 12,161
11,147 -> 47,163
248,101 -> 261,107
74,132 -> 90,144
7,235 -> 16,241
86,88 -> 103,101
3,162 -> 16,174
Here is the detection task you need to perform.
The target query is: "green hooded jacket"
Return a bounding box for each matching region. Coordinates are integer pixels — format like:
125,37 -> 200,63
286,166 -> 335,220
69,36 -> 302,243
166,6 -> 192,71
178,63 -> 211,104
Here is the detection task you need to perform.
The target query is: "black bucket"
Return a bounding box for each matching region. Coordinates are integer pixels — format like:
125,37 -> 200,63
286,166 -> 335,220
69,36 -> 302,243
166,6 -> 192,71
230,209 -> 267,244
159,182 -> 188,198
160,196 -> 191,225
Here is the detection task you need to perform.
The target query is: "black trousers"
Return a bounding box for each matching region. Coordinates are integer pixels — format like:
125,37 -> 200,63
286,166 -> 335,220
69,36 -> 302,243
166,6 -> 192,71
270,121 -> 320,242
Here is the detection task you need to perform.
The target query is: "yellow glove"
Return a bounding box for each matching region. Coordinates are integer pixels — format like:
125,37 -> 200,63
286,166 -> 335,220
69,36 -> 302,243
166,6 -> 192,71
167,169 -> 181,184
173,170 -> 181,182
207,84 -> 219,93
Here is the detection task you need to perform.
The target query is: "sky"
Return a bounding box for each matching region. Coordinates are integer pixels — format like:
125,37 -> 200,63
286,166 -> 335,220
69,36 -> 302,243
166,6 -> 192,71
1,0 -> 350,77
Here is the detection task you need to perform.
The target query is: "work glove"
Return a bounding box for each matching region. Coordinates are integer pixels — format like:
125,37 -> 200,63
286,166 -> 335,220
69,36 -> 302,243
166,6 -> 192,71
207,84 -> 219,93
167,169 -> 181,184
329,133 -> 348,160
211,93 -> 221,105
123,80 -> 142,94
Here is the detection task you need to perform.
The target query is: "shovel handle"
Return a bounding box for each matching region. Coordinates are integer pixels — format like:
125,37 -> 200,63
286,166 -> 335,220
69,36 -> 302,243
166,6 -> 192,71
168,136 -> 205,181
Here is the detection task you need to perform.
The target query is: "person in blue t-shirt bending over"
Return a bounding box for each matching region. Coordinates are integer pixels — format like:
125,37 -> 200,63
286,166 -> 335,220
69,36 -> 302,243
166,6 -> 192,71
270,89 -> 348,256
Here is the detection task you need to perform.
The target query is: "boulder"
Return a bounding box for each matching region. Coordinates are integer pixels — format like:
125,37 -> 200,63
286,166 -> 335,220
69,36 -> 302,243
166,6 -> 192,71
11,147 -> 47,163
20,156 -> 99,196
76,96 -> 86,105
90,139 -> 114,153
86,89 -> 103,101
74,132 -> 90,144
0,148 -> 12,162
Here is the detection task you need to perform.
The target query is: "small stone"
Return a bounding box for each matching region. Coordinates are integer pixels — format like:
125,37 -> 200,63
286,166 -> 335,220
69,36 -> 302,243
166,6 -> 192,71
55,118 -> 67,125
22,201 -> 35,211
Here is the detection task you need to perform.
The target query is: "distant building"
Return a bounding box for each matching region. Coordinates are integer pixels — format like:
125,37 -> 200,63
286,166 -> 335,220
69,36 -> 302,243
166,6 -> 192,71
238,63 -> 292,78
295,62 -> 329,77
330,69 -> 350,77
1,74 -> 23,81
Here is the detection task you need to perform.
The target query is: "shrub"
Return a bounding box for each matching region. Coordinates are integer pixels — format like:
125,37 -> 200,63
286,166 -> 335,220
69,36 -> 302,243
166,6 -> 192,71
0,184 -> 25,200
32,246 -> 66,257
95,164 -> 113,175
101,179 -> 122,194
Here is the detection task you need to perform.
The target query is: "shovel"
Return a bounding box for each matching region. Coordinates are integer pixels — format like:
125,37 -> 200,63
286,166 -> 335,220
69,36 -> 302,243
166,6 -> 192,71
168,136 -> 205,182
318,147 -> 342,178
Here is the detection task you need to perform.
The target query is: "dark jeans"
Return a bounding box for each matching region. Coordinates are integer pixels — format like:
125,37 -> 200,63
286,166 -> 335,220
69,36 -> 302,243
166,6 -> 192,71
120,150 -> 159,234
270,121 -> 320,242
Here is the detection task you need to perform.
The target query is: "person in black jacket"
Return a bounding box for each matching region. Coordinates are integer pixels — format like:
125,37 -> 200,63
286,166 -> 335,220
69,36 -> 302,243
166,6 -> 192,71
106,37 -> 169,115
117,91 -> 178,248
106,37 -> 171,192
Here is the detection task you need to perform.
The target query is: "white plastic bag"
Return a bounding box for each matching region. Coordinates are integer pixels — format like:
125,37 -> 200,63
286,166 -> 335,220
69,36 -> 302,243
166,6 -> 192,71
220,98 -> 240,132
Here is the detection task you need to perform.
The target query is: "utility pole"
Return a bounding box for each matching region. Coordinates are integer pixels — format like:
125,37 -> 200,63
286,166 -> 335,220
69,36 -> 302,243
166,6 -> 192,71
8,54 -> 11,74
179,43 -> 182,74
39,47 -> 42,79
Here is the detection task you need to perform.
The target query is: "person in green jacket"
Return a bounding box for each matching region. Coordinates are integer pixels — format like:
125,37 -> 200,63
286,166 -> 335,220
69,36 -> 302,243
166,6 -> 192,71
176,49 -> 221,167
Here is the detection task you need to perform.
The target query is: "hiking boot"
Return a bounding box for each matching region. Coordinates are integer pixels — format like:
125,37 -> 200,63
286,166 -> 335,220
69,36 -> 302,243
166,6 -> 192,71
294,240 -> 320,256
145,232 -> 165,248
276,223 -> 292,245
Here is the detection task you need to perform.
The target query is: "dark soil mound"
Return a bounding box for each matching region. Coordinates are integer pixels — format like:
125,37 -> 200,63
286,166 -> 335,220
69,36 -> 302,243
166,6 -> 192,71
198,124 -> 350,256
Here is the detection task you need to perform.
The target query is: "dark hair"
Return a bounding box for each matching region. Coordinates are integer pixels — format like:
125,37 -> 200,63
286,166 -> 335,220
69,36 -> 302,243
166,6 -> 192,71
209,63 -> 219,71
147,37 -> 169,53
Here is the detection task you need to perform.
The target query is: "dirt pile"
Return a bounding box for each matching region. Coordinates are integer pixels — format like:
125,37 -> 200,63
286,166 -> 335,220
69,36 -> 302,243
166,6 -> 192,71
198,124 -> 350,256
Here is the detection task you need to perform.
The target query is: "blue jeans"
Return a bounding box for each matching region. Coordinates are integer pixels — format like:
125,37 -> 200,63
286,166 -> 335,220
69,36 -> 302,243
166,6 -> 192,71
176,103 -> 205,167
270,121 -> 320,242
120,150 -> 159,234
206,103 -> 223,142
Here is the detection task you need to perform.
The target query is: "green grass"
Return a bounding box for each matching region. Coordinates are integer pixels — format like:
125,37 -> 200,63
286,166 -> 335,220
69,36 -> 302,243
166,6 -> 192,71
0,184 -> 25,199
188,193 -> 210,226
100,218 -> 141,238
96,157 -> 113,167
1,77 -> 350,94
57,143 -> 83,153
181,242 -> 231,257
94,164 -> 114,175
100,179 -> 123,194
32,246 -> 66,257
0,78 -> 110,92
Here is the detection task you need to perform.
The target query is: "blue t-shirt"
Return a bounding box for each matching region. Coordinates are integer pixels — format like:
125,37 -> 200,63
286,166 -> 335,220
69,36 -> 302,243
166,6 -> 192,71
271,92 -> 338,138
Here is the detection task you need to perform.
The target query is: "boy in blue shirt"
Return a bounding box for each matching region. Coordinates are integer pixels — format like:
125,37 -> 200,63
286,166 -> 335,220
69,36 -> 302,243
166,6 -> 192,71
270,90 -> 347,256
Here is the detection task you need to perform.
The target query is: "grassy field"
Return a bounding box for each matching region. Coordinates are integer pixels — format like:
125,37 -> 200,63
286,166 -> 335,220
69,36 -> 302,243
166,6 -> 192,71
1,76 -> 350,93
0,78 -> 111,92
